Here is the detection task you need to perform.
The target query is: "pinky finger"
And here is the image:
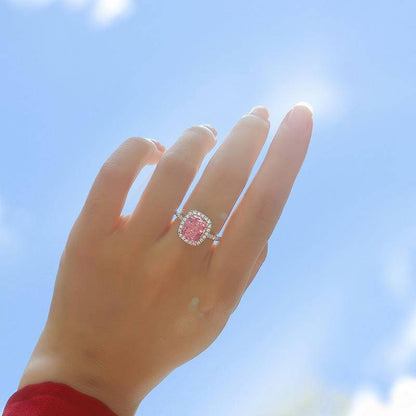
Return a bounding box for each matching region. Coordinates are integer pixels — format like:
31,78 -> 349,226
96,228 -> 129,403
74,137 -> 163,240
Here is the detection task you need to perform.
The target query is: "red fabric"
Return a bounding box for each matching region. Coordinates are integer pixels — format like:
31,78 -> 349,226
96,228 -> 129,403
3,381 -> 118,416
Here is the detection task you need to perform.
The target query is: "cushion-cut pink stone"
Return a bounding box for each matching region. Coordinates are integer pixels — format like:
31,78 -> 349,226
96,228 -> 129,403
181,214 -> 208,242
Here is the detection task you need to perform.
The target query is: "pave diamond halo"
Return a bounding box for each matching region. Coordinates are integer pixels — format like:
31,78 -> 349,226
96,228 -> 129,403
175,209 -> 220,246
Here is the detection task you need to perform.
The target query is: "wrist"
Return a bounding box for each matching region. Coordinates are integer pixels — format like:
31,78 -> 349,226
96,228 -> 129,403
19,342 -> 144,416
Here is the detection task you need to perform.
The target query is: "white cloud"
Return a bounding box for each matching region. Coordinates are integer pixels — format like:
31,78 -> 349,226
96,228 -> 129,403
384,247 -> 413,302
91,0 -> 133,26
383,228 -> 415,303
386,307 -> 416,374
8,0 -> 133,26
348,377 -> 416,416
375,226 -> 416,375
201,285 -> 349,416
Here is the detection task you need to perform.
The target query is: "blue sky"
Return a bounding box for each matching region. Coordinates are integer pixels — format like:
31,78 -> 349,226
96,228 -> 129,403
1,0 -> 415,414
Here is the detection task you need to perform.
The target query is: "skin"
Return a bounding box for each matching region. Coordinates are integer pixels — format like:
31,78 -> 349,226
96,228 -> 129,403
18,104 -> 313,416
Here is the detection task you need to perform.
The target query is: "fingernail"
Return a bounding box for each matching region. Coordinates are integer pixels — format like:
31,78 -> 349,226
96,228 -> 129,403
200,124 -> 218,137
249,105 -> 270,121
285,102 -> 313,130
149,139 -> 166,152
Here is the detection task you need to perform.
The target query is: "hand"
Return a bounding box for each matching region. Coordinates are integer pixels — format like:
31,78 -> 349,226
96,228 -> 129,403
18,104 -> 313,416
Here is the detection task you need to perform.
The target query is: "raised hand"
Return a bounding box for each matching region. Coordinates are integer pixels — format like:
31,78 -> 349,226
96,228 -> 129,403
19,104 -> 313,416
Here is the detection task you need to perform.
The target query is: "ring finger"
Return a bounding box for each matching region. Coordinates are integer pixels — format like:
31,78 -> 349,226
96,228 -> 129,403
128,124 -> 217,243
163,106 -> 270,260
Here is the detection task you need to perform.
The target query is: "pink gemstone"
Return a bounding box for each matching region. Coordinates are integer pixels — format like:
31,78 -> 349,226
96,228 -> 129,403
181,214 -> 208,242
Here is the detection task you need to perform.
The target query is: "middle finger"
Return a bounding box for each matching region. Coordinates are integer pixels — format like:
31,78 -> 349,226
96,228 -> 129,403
163,106 -> 270,259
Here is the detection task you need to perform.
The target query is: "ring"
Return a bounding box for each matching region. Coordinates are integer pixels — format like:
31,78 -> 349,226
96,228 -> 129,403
175,209 -> 221,246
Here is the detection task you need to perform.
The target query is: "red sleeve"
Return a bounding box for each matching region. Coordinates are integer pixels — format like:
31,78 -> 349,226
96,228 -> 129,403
3,381 -> 118,416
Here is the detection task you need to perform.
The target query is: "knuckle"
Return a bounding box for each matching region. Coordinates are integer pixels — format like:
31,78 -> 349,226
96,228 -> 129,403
253,188 -> 280,226
211,163 -> 249,189
98,138 -> 153,184
159,151 -> 198,182
99,160 -> 128,184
